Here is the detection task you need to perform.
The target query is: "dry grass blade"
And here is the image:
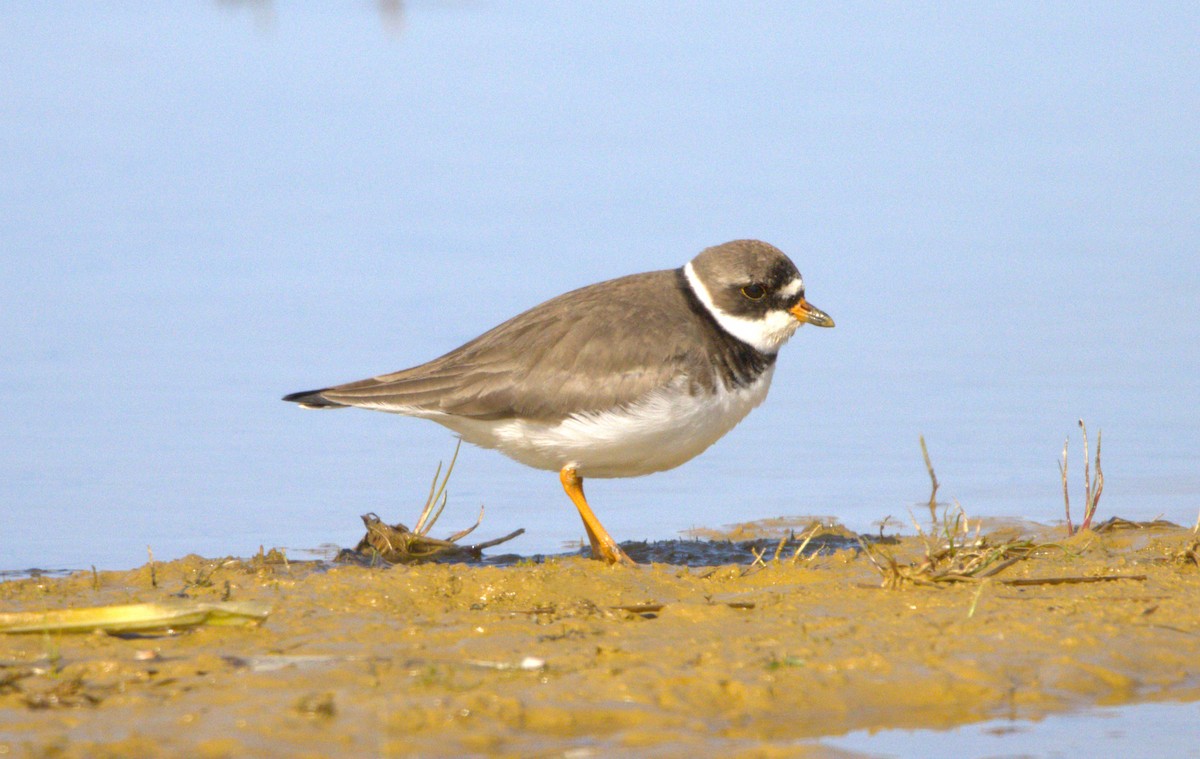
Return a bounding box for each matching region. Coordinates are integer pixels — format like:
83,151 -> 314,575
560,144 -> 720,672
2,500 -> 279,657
414,439 -> 461,536
610,603 -> 665,614
789,524 -> 822,566
1080,421 -> 1104,532
1062,420 -> 1104,535
749,546 -> 767,568
771,531 -> 790,562
1092,517 -> 1177,532
0,601 -> 270,635
1059,436 -> 1072,534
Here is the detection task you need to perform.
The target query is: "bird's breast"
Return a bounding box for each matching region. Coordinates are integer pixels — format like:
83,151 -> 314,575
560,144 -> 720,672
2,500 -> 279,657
450,367 -> 777,478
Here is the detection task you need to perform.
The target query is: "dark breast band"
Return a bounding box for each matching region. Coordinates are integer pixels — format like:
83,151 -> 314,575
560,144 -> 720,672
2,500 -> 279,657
674,268 -> 777,392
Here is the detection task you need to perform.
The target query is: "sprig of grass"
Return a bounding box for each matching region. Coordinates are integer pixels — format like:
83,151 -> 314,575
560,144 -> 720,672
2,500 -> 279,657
859,438 -> 1036,588
350,440 -> 523,564
1060,420 -> 1104,535
859,501 -> 1036,589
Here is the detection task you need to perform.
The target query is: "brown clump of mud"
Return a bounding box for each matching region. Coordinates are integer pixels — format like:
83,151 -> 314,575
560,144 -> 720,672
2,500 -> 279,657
2,520 -> 1198,757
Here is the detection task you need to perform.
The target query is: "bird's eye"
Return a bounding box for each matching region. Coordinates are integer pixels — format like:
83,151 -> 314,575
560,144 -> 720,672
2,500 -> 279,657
741,284 -> 766,300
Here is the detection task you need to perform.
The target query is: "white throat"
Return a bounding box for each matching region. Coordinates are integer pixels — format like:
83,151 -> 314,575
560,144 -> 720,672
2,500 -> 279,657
683,261 -> 800,354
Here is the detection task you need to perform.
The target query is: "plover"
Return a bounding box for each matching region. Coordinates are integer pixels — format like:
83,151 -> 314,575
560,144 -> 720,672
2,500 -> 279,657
284,239 -> 834,564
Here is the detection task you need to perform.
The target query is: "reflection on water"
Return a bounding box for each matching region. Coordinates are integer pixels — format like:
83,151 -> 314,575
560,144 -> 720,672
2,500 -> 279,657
0,568 -> 74,583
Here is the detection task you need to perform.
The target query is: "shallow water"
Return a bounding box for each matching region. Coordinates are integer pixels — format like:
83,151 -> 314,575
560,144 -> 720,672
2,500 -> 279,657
825,700 -> 1200,759
2,3 -> 1198,573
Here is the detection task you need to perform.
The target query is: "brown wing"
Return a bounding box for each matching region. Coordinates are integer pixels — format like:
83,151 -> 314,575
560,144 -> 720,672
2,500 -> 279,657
294,269 -> 718,422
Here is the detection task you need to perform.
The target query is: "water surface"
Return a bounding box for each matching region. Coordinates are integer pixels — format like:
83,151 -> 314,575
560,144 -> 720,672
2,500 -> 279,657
3,2 -> 1198,571
825,700 -> 1200,758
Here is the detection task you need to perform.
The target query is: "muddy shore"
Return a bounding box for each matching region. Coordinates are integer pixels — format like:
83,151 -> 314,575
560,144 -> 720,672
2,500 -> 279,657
2,520 -> 1198,757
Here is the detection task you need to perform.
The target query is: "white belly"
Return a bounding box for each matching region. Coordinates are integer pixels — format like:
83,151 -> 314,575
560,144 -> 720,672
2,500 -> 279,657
415,368 -> 775,478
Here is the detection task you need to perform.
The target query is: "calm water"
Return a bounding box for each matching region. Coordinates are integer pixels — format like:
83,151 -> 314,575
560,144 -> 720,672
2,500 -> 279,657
3,3 -> 1198,573
825,700 -> 1200,758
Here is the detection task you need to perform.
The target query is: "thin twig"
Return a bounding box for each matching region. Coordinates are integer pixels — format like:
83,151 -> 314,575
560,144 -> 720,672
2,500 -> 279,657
967,580 -> 988,618
465,529 -> 526,553
749,546 -> 767,568
1080,420 -> 1092,531
1059,437 -> 1072,534
444,505 -> 485,543
920,435 -> 939,524
1001,574 -> 1145,587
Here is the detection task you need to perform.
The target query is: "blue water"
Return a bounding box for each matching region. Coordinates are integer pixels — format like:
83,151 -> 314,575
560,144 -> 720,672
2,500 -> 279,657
3,2 -> 1198,572
824,700 -> 1200,758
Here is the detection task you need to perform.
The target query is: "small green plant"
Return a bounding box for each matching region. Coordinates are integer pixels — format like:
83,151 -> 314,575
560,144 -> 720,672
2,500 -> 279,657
1060,420 -> 1104,535
766,654 -> 806,670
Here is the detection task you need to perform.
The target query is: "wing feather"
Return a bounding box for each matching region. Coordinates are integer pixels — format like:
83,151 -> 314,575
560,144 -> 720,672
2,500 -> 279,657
310,270 -> 714,422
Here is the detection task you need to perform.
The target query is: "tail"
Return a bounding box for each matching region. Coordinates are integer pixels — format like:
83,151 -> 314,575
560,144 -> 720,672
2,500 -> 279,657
282,388 -> 349,409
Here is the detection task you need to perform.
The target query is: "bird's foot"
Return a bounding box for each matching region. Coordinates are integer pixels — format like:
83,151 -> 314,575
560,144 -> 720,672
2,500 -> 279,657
591,539 -> 637,566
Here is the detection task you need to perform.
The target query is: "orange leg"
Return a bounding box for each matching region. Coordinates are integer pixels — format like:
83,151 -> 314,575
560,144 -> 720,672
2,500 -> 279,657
559,467 -> 635,565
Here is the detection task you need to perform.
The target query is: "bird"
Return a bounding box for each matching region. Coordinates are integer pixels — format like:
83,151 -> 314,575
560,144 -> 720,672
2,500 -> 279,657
283,239 -> 834,565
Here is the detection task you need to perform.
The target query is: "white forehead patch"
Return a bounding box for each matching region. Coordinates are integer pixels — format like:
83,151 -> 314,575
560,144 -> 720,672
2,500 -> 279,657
779,277 -> 804,299
683,261 -> 801,354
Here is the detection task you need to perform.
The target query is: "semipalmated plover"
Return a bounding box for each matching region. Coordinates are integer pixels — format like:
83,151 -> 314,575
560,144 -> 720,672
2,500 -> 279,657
284,239 -> 834,565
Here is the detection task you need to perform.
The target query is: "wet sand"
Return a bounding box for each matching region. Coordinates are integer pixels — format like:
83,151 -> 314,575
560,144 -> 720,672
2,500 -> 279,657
2,520 -> 1198,756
